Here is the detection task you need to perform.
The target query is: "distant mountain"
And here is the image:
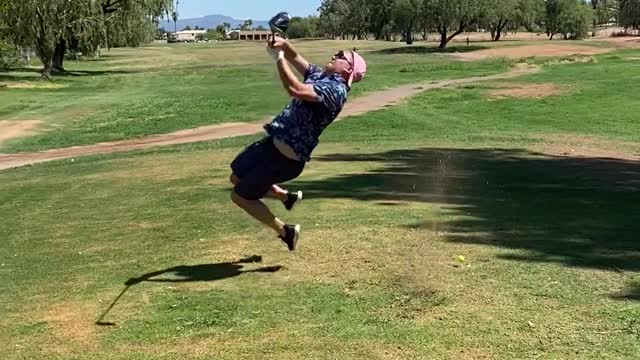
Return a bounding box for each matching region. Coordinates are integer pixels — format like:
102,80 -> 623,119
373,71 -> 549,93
158,14 -> 269,31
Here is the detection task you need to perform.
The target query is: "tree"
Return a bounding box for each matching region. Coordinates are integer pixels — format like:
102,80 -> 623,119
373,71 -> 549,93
255,25 -> 266,31
479,0 -> 545,41
345,0 -> 371,39
417,0 -> 435,40
1,1 -> 21,70
515,0 -> 546,32
223,22 -> 231,31
425,0 -> 484,48
287,16 -> 320,39
207,28 -> 223,40
171,5 -> 178,34
1,0 -> 172,77
0,0 -> 10,13
620,0 -> 640,30
392,0 -> 421,44
591,0 -> 619,35
318,0 -> 370,40
596,0 -> 620,26
481,0 -> 518,41
366,0 -> 395,40
183,25 -> 192,31
318,0 -> 344,39
241,19 -> 253,30
156,27 -> 167,40
545,0 -> 593,40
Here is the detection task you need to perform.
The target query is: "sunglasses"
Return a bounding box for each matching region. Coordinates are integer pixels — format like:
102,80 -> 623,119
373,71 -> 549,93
333,50 -> 354,67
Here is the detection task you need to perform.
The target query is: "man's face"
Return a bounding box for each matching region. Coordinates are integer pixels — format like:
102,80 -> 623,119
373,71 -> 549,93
325,50 -> 353,77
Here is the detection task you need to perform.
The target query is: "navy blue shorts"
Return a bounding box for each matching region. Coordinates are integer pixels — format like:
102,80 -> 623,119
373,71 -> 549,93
230,137 -> 305,200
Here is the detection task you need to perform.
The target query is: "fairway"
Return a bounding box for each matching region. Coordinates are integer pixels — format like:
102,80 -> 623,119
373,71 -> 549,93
2,38 -> 640,359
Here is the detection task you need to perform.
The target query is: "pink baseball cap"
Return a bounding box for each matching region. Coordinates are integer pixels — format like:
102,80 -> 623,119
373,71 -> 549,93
347,50 -> 367,86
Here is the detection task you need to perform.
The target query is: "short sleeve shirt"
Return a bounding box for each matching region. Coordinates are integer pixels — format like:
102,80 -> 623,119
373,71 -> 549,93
264,64 -> 348,162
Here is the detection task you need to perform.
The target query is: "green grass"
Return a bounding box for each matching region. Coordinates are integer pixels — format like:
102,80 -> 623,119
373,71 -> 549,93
1,45 -> 640,359
0,40 -> 511,152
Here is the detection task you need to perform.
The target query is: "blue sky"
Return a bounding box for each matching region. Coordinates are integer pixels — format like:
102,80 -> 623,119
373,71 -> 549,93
178,0 -> 322,20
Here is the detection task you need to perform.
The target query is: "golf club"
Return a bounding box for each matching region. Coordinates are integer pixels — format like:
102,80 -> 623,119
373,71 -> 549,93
269,11 -> 290,44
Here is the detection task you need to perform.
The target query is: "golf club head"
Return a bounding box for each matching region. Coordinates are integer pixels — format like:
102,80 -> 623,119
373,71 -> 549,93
269,12 -> 290,36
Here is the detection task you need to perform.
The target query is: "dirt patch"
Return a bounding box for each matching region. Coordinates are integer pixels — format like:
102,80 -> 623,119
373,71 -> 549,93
40,302 -> 99,353
531,134 -> 640,161
0,67 -> 540,171
488,82 -> 565,100
598,36 -> 640,49
5,82 -> 66,89
0,120 -> 44,145
454,44 -> 613,61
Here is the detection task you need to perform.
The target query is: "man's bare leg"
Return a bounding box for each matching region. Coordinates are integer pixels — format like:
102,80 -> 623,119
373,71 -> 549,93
230,174 -> 288,202
231,191 -> 286,237
268,184 -> 289,201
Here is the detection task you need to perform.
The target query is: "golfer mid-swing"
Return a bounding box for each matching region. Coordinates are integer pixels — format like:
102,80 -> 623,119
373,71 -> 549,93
229,37 -> 367,251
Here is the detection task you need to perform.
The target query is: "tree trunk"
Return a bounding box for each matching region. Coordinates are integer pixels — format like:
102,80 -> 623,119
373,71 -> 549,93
442,25 -> 466,48
36,45 -> 54,79
52,39 -> 66,73
549,33 -> 555,40
495,20 -> 508,42
406,29 -> 413,45
438,25 -> 448,48
34,7 -> 54,78
490,27 -> 496,41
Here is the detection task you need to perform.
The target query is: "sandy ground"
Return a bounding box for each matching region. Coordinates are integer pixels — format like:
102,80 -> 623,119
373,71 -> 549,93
453,44 -> 613,61
0,120 -> 44,146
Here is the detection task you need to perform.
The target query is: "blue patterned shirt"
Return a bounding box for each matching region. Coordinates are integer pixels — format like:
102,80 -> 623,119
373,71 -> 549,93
264,64 -> 349,162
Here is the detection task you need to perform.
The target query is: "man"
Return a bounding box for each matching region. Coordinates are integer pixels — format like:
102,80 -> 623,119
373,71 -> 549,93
229,37 -> 367,251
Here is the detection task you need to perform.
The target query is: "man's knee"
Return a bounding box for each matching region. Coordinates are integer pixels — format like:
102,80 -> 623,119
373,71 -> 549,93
229,174 -> 239,185
231,189 -> 244,206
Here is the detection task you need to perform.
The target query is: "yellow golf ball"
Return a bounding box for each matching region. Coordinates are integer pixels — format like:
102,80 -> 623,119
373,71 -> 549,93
457,255 -> 465,263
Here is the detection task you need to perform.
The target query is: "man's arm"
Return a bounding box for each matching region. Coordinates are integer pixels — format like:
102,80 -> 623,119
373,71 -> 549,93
275,55 -> 318,102
272,37 -> 310,76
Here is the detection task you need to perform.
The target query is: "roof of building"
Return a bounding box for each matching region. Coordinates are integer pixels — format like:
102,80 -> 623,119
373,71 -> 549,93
175,30 -> 207,35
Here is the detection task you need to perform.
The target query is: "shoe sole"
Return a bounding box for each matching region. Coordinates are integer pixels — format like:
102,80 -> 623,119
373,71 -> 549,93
290,224 -> 300,251
286,191 -> 303,211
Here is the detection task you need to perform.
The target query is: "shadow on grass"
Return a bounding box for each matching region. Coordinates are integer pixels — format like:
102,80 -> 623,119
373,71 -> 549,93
0,67 -> 136,83
295,148 -> 640,278
373,45 -> 488,55
612,282 -> 640,301
125,255 -> 281,285
96,256 -> 281,326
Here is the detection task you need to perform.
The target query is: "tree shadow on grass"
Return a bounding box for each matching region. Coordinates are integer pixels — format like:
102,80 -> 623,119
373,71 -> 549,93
295,148 -> 640,278
0,67 -> 137,83
373,45 -> 489,55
